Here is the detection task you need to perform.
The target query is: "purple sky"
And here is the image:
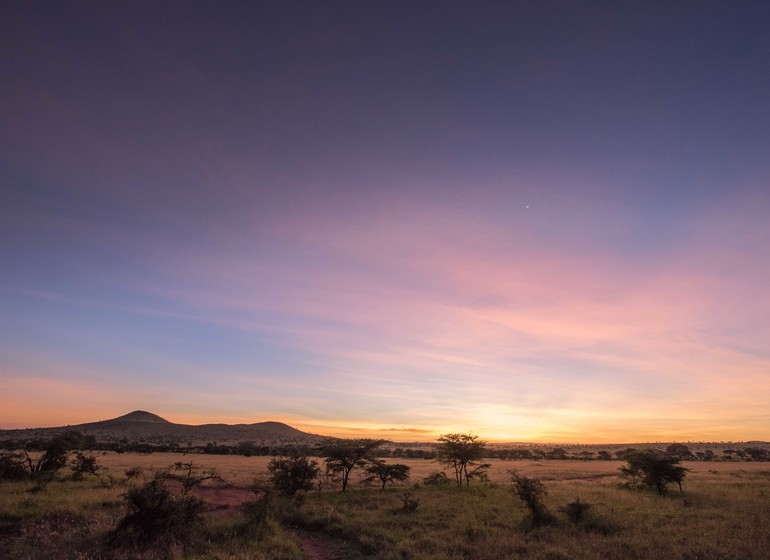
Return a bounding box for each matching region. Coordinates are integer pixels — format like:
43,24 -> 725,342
2,1 -> 769,441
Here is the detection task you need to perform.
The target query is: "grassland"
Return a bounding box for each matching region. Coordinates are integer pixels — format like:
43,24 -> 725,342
2,453 -> 769,559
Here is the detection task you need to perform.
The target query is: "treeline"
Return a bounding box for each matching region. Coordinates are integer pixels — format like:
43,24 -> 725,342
2,434 -> 768,462
490,444 -> 770,462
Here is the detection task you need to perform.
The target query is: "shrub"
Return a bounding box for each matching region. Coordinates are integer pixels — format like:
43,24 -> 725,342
268,455 -> 320,497
109,478 -> 207,548
400,492 -> 420,512
70,451 -> 100,479
423,471 -> 450,485
509,470 -> 552,526
109,462 -> 218,549
558,497 -> 592,523
124,466 -> 143,483
0,451 -> 29,481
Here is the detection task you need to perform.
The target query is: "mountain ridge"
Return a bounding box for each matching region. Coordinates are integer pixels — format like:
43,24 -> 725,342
0,410 -> 320,444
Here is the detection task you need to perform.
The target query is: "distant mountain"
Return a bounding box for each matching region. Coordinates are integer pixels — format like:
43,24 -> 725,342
0,410 -> 320,445
95,410 -> 172,424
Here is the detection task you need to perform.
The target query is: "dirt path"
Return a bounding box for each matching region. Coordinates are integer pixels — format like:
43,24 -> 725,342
165,481 -> 349,558
289,529 -> 350,560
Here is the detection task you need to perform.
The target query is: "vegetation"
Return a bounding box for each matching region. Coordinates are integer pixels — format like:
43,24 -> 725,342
267,455 -> 320,496
109,462 -> 221,550
318,438 -> 388,492
619,448 -> 690,494
435,433 -> 489,487
558,496 -> 592,523
509,470 -> 552,525
1,453 -> 770,559
363,460 -> 411,489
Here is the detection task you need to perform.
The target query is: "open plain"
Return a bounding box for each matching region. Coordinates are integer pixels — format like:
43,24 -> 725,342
2,453 -> 769,559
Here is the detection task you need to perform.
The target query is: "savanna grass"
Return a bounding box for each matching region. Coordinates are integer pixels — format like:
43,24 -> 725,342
2,455 -> 770,559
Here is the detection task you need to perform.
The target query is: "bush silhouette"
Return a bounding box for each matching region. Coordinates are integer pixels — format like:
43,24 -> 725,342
109,462 -> 218,549
509,471 -> 552,525
559,497 -> 592,523
267,455 -> 319,497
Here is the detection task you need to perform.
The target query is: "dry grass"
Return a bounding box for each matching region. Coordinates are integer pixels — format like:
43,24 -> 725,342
2,453 -> 770,559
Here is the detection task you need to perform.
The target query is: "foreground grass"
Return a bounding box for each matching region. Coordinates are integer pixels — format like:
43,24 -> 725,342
0,474 -> 301,559
1,456 -> 769,559
274,466 -> 770,560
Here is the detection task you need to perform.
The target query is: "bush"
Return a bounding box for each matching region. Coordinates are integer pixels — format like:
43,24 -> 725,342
509,470 -> 552,526
109,462 -> 218,549
0,451 -> 29,481
559,497 -> 592,523
267,455 -> 320,497
70,451 -> 100,479
109,478 -> 206,548
423,471 -> 450,485
400,492 -> 420,512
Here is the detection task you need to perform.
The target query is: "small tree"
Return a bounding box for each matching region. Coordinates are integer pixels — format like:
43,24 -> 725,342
620,449 -> 689,495
71,451 -> 100,479
19,431 -> 86,477
665,443 -> 693,460
318,438 -> 388,492
267,455 -> 320,497
364,461 -> 410,489
510,470 -> 551,526
435,433 -> 487,487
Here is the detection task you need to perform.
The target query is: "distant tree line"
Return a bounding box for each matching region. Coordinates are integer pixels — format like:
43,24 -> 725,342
1,434 -> 768,462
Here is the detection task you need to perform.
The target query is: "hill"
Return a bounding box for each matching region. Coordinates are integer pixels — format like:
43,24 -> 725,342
0,410 -> 320,445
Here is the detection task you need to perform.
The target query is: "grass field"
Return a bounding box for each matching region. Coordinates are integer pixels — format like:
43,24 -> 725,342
2,453 -> 769,559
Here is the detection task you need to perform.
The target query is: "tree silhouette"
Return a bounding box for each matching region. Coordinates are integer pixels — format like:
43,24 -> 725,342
319,438 -> 388,492
436,433 -> 487,487
620,449 -> 689,495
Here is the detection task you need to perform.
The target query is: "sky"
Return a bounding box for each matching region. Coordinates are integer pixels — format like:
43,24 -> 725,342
2,1 -> 769,443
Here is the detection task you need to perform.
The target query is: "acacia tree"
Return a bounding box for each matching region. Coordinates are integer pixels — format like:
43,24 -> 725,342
364,461 -> 410,489
318,438 -> 388,492
435,433 -> 487,487
620,449 -> 689,495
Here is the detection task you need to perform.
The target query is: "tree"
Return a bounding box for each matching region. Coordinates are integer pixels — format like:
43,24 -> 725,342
744,447 -> 769,461
364,461 -> 410,489
267,455 -> 320,496
20,431 -> 86,476
71,451 -> 101,479
436,433 -> 487,487
665,443 -> 693,460
619,449 -> 689,495
546,448 -> 568,460
318,438 -> 388,492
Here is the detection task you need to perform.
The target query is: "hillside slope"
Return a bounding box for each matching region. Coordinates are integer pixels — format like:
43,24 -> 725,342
0,411 -> 319,444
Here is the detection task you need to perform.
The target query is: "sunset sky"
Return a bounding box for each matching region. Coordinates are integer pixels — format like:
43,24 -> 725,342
2,1 -> 769,442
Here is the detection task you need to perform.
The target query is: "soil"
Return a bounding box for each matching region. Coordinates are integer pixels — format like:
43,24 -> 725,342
164,480 -> 347,558
289,529 -> 350,560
